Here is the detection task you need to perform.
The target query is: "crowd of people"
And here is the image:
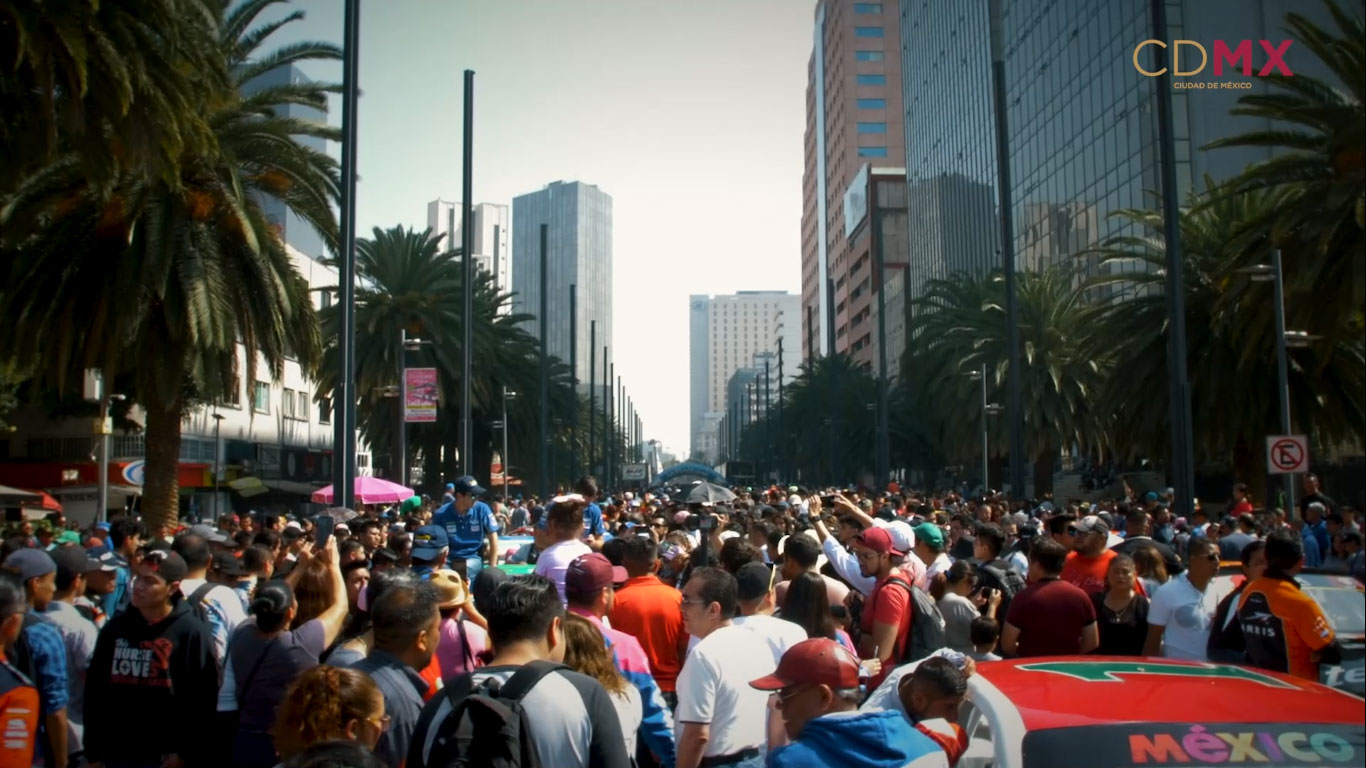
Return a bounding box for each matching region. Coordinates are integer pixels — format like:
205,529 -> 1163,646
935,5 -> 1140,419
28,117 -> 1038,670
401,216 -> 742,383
0,471 -> 1358,768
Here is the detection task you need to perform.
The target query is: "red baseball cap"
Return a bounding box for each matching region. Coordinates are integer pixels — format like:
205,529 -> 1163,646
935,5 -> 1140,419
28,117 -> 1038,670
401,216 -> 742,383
750,638 -> 861,691
565,553 -> 627,597
854,526 -> 904,557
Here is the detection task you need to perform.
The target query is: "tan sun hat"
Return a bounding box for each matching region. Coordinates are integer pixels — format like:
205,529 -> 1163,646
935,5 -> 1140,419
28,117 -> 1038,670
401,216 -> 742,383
430,568 -> 468,609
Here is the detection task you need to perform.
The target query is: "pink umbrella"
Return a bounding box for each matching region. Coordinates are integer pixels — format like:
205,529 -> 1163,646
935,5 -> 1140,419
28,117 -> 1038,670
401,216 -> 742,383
311,476 -> 415,505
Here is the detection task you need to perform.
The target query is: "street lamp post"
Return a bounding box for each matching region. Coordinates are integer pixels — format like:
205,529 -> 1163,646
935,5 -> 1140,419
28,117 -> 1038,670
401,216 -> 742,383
501,387 -> 517,505
212,413 -> 225,522
1237,249 -> 1310,514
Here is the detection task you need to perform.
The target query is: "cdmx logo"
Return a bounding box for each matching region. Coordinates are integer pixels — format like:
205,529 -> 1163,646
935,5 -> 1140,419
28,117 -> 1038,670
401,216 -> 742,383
1132,39 -> 1294,77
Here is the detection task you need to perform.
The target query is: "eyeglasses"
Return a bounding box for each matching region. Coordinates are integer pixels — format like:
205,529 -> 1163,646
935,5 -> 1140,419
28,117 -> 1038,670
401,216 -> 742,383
367,714 -> 392,733
1066,527 -> 1080,535
680,596 -> 707,608
1201,553 -> 1220,563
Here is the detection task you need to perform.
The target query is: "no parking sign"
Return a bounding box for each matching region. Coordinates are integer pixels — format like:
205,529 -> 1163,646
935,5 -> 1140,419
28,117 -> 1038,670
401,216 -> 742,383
1266,435 -> 1309,475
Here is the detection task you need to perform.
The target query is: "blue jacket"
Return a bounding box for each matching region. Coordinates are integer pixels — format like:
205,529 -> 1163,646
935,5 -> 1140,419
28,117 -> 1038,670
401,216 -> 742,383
768,710 -> 948,768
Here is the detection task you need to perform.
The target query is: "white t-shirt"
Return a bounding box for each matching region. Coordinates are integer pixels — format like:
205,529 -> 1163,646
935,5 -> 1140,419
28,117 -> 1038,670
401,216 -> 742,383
534,539 -> 593,605
925,553 -> 953,582
608,685 -> 642,757
733,613 -> 808,666
676,623 -> 775,757
1148,573 -> 1224,660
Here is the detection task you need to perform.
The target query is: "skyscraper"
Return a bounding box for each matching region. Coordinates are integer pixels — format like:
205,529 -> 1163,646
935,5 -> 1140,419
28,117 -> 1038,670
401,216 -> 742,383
897,0 -> 1337,304
240,64 -> 329,261
510,181 -> 612,386
801,1 -> 906,362
426,200 -> 511,310
689,292 -> 800,464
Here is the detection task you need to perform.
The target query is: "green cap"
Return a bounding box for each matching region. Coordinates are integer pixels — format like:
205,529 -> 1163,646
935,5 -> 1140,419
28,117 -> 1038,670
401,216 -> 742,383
400,495 -> 423,513
56,530 -> 82,546
911,522 -> 945,551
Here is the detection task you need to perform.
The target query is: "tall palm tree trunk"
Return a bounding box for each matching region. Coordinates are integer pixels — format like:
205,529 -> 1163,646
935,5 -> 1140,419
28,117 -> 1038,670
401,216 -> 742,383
143,393 -> 186,531
1033,444 -> 1056,497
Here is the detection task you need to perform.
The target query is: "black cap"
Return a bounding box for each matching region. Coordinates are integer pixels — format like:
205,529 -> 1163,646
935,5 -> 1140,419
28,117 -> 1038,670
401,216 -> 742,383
735,561 -> 775,602
212,551 -> 244,578
50,547 -> 106,581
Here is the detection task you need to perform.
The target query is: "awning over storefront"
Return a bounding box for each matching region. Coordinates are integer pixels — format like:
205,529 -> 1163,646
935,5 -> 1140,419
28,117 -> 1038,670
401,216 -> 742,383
0,460 -> 211,490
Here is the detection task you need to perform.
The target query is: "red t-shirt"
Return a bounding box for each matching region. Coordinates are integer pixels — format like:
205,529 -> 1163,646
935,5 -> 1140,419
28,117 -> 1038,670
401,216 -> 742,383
860,572 -> 913,688
609,575 -> 687,692
1005,578 -> 1097,657
1062,550 -> 1117,594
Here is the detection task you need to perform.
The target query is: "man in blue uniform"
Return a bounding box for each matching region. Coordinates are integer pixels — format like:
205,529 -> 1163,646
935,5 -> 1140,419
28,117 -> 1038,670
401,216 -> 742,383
576,476 -> 607,551
431,476 -> 499,584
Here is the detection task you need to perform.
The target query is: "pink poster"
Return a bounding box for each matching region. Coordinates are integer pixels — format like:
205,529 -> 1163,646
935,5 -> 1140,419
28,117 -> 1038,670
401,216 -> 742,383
404,368 -> 439,422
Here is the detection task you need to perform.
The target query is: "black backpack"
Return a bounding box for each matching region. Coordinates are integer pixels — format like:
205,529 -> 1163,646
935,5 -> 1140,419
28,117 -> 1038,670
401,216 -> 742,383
976,558 -> 1026,622
411,660 -> 566,768
6,613 -> 45,691
884,576 -> 946,663
185,581 -> 218,628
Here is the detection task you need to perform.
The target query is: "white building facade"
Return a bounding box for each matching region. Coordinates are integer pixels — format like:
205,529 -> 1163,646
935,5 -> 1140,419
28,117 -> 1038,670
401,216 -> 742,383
427,200 -> 512,312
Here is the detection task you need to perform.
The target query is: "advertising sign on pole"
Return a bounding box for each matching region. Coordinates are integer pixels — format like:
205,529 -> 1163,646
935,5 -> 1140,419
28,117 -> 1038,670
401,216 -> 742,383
404,368 -> 439,422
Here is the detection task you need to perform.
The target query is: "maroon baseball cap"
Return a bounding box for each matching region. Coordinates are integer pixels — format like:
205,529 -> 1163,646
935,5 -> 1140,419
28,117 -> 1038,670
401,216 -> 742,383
854,526 -> 903,557
565,553 -> 627,598
750,638 -> 861,691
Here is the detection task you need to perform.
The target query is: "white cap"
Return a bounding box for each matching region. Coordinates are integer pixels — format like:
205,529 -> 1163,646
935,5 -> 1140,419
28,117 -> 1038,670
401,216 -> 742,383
719,530 -> 741,542
874,519 -> 915,554
788,494 -> 803,507
624,491 -> 635,501
285,520 -> 302,531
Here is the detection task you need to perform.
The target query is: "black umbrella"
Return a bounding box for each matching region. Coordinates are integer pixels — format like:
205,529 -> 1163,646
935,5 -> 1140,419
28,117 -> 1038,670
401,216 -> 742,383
685,482 -> 736,505
318,506 -> 362,525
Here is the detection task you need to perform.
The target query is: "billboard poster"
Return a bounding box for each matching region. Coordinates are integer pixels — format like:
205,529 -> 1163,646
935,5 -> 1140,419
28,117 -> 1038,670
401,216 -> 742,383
404,368 -> 439,422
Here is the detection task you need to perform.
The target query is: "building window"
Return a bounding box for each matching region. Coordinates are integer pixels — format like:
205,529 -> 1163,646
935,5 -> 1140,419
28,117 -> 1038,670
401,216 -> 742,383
298,391 -> 310,420
223,373 -> 242,409
282,388 -> 296,419
253,382 -> 270,413
357,453 -> 369,468
856,74 -> 886,85
855,51 -> 884,62
321,292 -> 332,309
854,2 -> 883,11
319,396 -> 332,424
858,147 -> 888,157
857,122 -> 887,133
854,26 -> 884,38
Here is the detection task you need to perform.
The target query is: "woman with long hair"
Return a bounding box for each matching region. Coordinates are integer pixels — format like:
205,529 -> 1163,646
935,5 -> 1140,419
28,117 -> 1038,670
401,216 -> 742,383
780,571 -> 855,653
1131,544 -> 1169,597
290,558 -> 337,629
219,538 -> 349,768
273,666 -> 388,763
1090,554 -> 1149,656
561,613 -> 640,758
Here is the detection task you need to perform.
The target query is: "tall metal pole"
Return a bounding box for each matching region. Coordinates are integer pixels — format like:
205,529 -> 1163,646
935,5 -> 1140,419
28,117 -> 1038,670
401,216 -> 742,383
460,70 -> 475,476
989,0 -> 1025,499
606,345 -> 611,478
589,322 -> 597,476
538,224 -> 549,499
97,373 -> 109,523
569,283 -> 579,480
608,363 -> 615,489
981,366 -> 989,491
1149,0 -> 1195,520
212,415 -> 222,522
777,337 -> 785,483
1271,249 -> 1296,514
502,387 -> 510,505
397,328 -> 406,486
763,358 -> 771,484
333,0 -> 361,509
871,181 -> 890,492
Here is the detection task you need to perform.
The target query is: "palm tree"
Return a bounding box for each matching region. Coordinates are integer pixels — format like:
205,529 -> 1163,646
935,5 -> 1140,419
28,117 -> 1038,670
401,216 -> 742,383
0,0 -> 226,193
902,267 -> 1109,495
1203,1 -> 1364,312
0,0 -> 337,529
753,355 -> 876,485
1086,182 -> 1365,493
320,225 -> 581,496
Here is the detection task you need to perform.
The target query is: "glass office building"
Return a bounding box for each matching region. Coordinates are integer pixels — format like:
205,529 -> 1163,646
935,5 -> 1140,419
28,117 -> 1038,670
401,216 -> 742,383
897,0 -> 1336,303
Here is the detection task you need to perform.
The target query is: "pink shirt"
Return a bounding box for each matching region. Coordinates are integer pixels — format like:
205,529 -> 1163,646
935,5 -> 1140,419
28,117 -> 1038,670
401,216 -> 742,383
435,617 -> 488,678
568,607 -> 653,679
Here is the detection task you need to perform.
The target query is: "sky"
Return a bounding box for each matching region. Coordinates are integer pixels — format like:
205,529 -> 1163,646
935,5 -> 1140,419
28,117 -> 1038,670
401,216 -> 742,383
261,0 -> 814,456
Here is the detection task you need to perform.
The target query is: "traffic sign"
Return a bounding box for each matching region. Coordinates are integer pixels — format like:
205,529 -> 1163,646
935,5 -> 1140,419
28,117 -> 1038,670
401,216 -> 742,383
1266,435 -> 1309,475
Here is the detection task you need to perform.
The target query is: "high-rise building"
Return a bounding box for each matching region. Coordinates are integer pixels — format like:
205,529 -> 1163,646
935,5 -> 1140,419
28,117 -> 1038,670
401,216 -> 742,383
240,64 -> 329,261
689,292 -> 800,464
897,0 -> 1338,304
837,164 -> 910,373
426,200 -> 511,309
801,0 -> 906,362
510,181 -> 612,386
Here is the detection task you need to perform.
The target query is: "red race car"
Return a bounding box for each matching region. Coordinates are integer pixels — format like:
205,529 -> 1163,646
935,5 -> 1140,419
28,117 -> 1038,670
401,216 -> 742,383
957,657 -> 1365,768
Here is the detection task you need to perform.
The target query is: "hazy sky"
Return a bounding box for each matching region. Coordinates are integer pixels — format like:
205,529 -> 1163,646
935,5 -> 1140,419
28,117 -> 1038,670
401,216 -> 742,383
265,0 -> 813,456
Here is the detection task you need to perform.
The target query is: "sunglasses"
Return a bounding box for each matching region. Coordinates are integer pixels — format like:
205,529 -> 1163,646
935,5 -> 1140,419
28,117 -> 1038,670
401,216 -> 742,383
1066,527 -> 1080,535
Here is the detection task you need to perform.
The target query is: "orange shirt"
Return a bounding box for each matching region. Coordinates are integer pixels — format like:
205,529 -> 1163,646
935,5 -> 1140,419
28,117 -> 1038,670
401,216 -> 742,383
419,652 -> 443,701
0,656 -> 38,768
1237,576 -> 1335,680
609,574 -> 686,692
1062,550 -> 1117,594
